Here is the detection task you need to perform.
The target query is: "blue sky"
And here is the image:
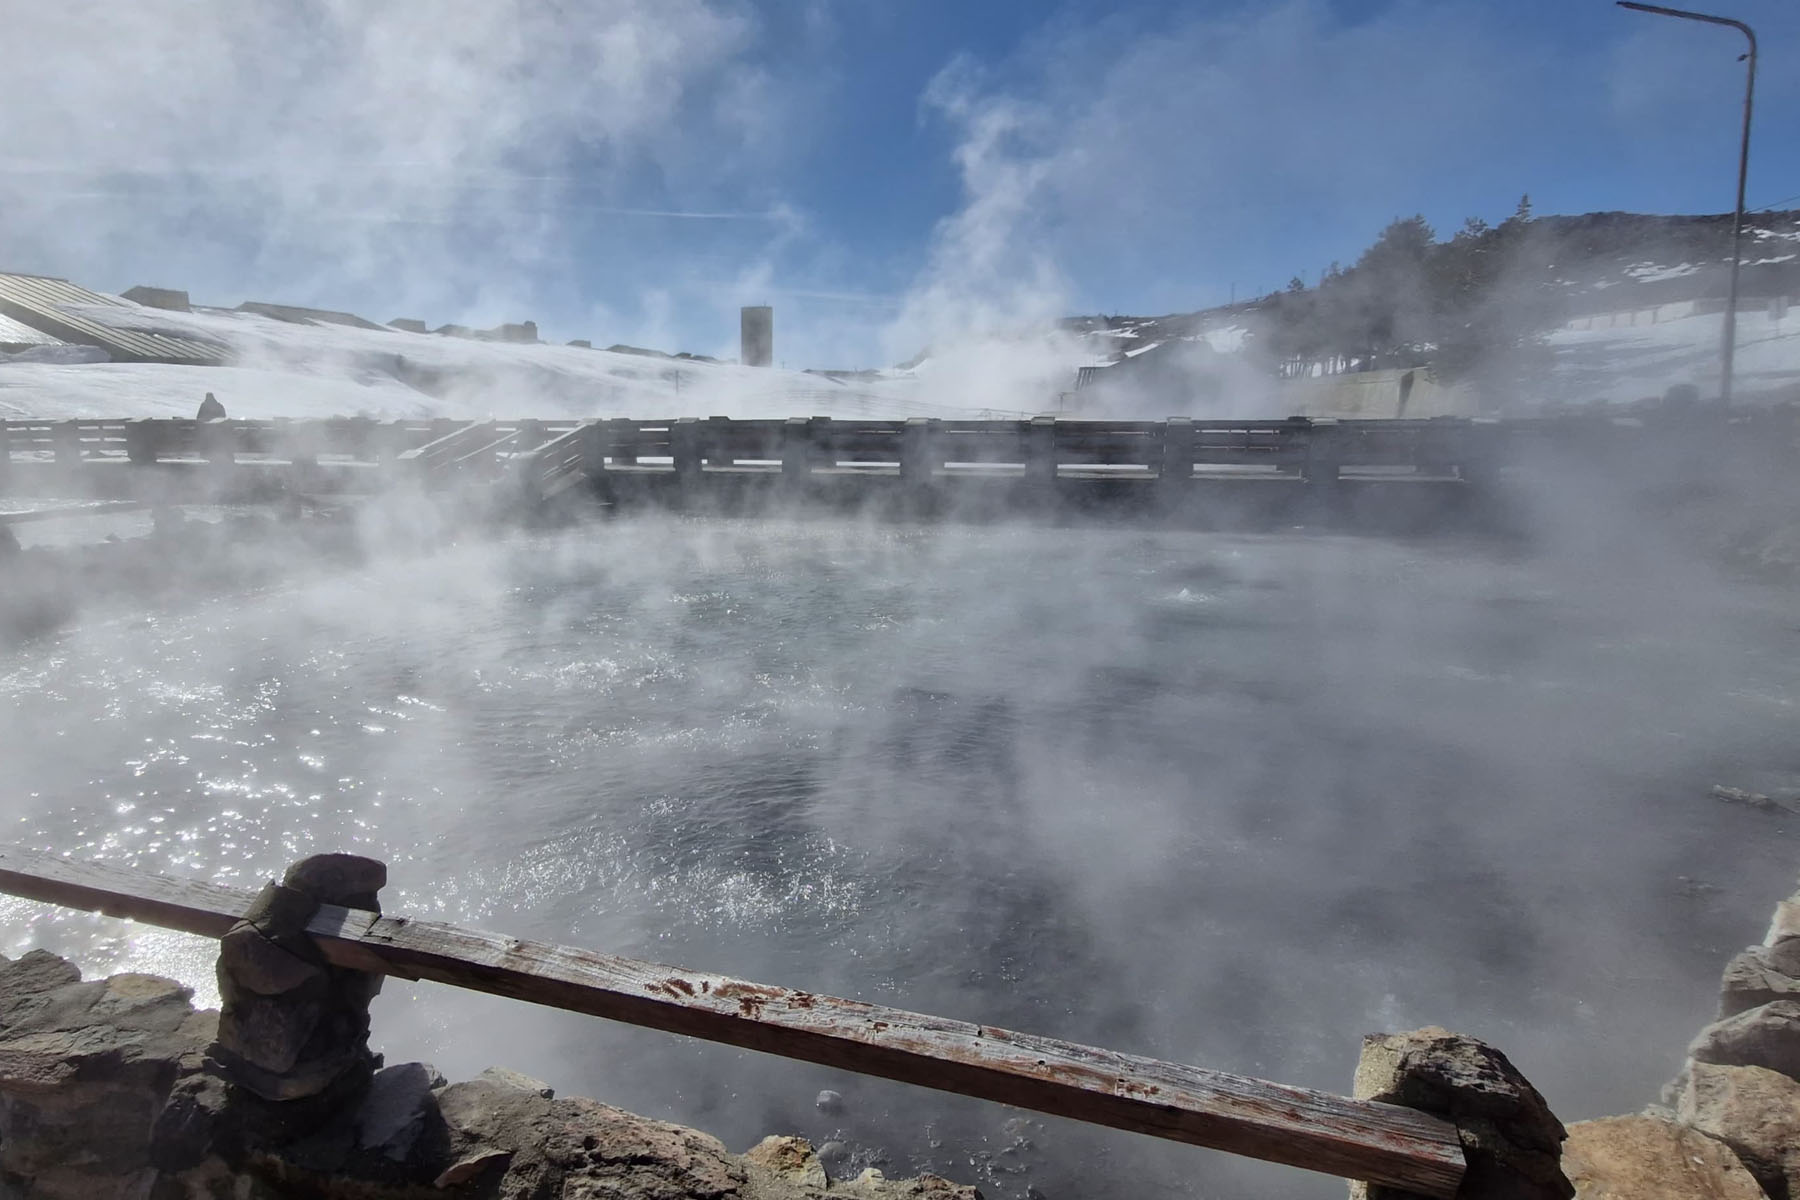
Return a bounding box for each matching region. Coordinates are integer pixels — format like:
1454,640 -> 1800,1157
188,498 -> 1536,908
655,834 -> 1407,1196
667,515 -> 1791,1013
1,0 -> 1796,367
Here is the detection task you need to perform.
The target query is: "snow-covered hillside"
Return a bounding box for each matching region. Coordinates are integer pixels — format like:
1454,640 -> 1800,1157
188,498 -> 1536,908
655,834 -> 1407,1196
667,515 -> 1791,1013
0,299 -> 1027,423
1545,308 -> 1800,406
3,240 -> 1797,424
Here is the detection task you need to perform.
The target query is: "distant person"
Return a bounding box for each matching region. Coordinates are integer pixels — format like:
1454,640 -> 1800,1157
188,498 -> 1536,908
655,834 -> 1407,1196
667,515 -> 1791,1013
196,392 -> 226,421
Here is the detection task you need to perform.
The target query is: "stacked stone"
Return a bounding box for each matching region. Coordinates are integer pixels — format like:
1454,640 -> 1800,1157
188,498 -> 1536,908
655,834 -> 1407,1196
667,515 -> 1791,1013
1654,890 -> 1800,1199
211,852 -> 387,1109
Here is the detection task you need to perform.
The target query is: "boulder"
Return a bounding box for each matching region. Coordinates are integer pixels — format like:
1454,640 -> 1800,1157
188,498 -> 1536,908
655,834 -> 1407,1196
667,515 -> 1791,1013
1690,1000 -> 1800,1079
1351,1026 -> 1572,1200
1561,1115 -> 1763,1199
745,1135 -> 829,1189
476,1064 -> 554,1098
0,956 -> 214,1192
1720,946 -> 1800,1019
743,1135 -> 982,1198
1679,1061 -> 1800,1199
1766,898 -> 1800,948
435,1077 -> 747,1199
355,1061 -> 443,1162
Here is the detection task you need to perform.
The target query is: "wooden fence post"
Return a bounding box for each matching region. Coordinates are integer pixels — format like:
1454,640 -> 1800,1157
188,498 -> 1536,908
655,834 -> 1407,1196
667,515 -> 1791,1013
579,421 -> 607,487
1303,423 -> 1342,486
125,419 -> 159,466
202,420 -> 236,469
707,416 -> 733,468
607,419 -> 637,467
900,418 -> 939,492
671,418 -> 702,498
781,418 -> 811,494
1026,416 -> 1057,491
1160,417 -> 1194,493
52,421 -> 81,468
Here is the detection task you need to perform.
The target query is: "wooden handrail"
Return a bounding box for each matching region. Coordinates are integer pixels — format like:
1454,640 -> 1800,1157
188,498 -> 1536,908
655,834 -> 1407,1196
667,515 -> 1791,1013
0,846 -> 1464,1195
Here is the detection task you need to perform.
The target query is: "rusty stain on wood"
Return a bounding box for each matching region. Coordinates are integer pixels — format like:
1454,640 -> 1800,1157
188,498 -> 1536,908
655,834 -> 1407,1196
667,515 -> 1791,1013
0,846 -> 1465,1197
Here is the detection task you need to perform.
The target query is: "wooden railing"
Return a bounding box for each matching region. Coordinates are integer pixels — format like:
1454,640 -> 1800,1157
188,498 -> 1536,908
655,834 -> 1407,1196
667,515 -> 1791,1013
0,415 -> 1503,489
0,846 -> 1466,1196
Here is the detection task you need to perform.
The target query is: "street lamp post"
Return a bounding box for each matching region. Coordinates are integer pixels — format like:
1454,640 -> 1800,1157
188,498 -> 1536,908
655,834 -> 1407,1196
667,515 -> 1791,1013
1617,2 -> 1758,406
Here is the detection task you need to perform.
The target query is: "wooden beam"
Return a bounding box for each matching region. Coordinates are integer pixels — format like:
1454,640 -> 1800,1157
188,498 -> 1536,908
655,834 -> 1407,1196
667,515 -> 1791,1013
0,848 -> 1464,1195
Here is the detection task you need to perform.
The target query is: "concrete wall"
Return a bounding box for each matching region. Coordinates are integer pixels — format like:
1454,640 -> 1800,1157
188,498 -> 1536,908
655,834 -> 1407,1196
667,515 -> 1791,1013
1276,367 -> 1481,419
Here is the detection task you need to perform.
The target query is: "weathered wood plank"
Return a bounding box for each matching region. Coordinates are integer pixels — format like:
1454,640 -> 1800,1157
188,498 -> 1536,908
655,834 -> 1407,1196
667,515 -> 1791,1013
0,847 -> 1463,1195
0,848 -> 249,938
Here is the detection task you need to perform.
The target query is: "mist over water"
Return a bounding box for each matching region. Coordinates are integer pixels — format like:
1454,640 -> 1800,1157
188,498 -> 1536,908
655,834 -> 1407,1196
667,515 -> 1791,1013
2,513 -> 1798,1197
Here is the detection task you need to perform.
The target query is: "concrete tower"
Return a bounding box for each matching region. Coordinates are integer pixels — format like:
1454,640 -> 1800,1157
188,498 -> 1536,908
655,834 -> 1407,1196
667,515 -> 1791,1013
741,306 -> 773,367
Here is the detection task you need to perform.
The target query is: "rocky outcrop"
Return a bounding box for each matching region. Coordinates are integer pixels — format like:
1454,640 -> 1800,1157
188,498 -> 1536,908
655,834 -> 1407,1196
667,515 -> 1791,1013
1561,1115 -> 1764,1199
1633,881 -> 1800,1200
1679,1064 -> 1800,1200
0,947 -> 979,1199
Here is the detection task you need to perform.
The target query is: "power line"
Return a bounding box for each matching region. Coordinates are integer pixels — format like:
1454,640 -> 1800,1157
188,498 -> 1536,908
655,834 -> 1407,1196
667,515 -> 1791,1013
1750,191 -> 1800,213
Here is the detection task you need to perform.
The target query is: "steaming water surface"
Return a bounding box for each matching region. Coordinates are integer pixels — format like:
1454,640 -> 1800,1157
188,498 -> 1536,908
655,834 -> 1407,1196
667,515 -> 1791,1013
3,515 -> 1798,1198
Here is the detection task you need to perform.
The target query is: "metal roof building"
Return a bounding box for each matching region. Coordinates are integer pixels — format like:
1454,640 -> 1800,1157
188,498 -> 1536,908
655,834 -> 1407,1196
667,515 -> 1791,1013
0,273 -> 221,364
0,311 -> 67,352
237,301 -> 387,331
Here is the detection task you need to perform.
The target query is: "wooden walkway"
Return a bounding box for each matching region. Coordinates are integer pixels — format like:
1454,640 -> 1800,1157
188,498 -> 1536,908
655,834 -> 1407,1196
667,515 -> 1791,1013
0,414 -> 1503,503
0,846 -> 1467,1196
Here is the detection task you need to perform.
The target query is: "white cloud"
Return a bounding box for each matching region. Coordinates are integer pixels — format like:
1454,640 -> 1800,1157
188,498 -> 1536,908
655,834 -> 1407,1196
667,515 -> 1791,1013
0,0 -> 768,316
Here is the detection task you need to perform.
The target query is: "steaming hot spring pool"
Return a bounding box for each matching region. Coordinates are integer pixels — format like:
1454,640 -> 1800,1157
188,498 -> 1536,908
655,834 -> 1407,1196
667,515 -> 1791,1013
3,515 -> 1798,1198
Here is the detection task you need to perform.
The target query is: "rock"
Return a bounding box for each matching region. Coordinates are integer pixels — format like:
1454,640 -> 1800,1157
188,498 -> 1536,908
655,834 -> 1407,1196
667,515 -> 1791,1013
1562,1114 -> 1764,1198
1719,945 -> 1800,1019
1678,1061 -> 1800,1199
356,1061 -> 441,1161
818,1138 -> 851,1177
1711,785 -> 1800,815
149,1067 -> 229,1173
745,1134 -> 830,1189
1690,1000 -> 1800,1078
282,853 -> 387,910
0,949 -> 80,1001
212,990 -> 325,1077
476,1064 -> 553,1098
557,1093 -> 744,1199
816,1087 -> 845,1114
433,1147 -> 511,1187
217,924 -> 323,996
1351,1026 -> 1572,1200
1768,898 -> 1800,948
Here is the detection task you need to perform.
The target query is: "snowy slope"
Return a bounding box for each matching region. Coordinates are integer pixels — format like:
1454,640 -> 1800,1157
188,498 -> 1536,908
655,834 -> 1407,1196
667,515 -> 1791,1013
1544,309 -> 1800,406
0,300 -> 1002,422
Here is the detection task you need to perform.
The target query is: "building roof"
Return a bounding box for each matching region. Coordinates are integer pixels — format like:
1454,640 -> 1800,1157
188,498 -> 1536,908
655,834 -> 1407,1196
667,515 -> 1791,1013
237,301 -> 387,331
0,311 -> 66,348
0,273 -> 220,364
